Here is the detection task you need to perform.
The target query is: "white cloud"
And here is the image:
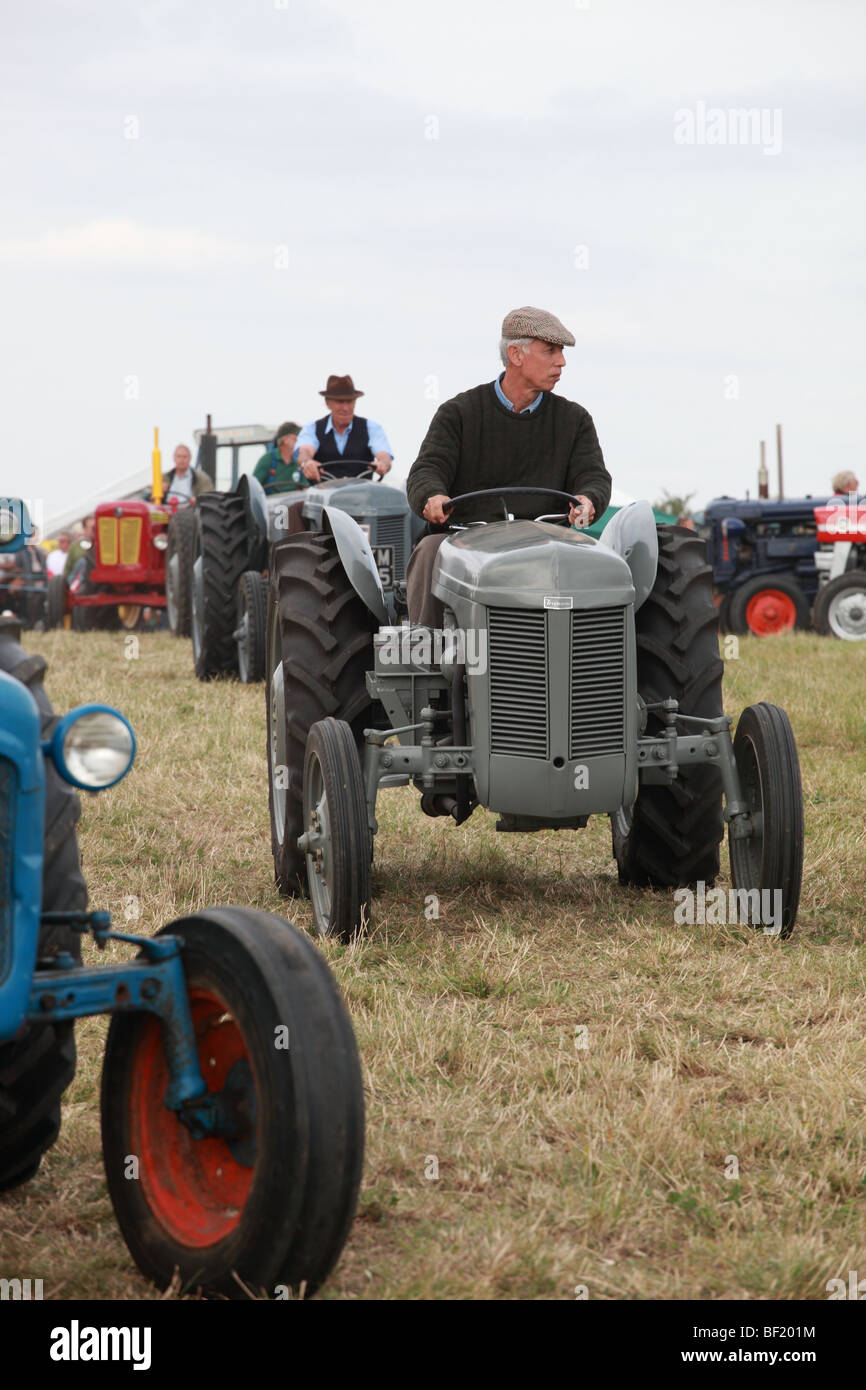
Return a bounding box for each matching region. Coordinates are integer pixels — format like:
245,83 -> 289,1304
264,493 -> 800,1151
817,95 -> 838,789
0,219 -> 259,270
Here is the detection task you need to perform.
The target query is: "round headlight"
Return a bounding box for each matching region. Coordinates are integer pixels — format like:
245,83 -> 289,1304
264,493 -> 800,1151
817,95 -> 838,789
0,507 -> 20,544
153,532 -> 168,550
49,706 -> 136,790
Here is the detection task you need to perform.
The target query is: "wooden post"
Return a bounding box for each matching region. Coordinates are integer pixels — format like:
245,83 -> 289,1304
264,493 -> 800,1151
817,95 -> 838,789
776,423 -> 784,499
758,440 -> 769,498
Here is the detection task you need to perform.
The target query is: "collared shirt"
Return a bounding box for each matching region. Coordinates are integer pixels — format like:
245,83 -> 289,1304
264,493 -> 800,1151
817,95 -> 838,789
493,373 -> 544,415
166,470 -> 193,502
297,414 -> 393,458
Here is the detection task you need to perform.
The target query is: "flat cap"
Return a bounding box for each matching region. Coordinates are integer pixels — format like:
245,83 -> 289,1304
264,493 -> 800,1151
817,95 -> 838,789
501,305 -> 575,347
276,420 -> 302,440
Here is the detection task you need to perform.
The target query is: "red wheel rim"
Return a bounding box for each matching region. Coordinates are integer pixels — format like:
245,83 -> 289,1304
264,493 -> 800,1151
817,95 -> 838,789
130,989 -> 256,1248
745,589 -> 797,635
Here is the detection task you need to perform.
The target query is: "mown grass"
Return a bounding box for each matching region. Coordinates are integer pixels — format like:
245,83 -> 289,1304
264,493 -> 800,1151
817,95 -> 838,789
1,628 -> 865,1300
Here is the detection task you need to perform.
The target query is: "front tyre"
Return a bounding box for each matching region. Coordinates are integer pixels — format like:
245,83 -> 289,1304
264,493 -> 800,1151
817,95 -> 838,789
729,703 -> 803,937
813,572 -> 866,640
100,908 -> 364,1298
236,571 -> 268,683
303,719 -> 371,941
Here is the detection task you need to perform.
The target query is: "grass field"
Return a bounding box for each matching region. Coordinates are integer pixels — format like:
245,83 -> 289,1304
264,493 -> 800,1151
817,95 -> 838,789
2,627 -> 865,1300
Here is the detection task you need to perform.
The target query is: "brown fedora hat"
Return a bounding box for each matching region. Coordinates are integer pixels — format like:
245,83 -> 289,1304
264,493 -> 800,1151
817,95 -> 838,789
319,373 -> 364,400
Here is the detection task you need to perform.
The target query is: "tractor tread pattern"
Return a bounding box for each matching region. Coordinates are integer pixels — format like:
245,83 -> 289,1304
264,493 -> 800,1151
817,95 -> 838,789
612,526 -> 725,887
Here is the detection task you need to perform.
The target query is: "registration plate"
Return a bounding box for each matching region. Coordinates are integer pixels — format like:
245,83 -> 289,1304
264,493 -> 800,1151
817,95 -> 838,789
372,545 -> 395,588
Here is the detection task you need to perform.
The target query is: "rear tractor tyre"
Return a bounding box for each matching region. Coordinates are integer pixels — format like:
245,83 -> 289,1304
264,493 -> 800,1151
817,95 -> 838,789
192,493 -> 250,681
729,702 -> 803,937
612,525 -> 725,888
45,575 -> 66,630
166,507 -> 197,638
100,908 -> 364,1298
266,534 -> 377,898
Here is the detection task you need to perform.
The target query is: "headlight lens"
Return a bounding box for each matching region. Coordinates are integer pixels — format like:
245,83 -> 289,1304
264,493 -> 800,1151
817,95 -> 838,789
153,533 -> 168,550
48,707 -> 136,790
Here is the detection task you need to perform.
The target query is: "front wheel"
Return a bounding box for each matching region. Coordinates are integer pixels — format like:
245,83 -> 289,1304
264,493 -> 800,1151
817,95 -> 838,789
729,703 -> 803,937
728,574 -> 810,636
302,719 -> 372,941
813,572 -> 866,640
236,571 -> 268,683
100,907 -> 364,1298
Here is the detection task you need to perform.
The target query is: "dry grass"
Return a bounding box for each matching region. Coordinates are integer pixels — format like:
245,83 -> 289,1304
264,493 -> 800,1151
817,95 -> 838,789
1,628 -> 865,1300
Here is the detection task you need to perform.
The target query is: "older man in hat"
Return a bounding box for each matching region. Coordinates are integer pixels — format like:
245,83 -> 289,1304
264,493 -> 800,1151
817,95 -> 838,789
296,374 -> 393,482
405,306 -> 612,626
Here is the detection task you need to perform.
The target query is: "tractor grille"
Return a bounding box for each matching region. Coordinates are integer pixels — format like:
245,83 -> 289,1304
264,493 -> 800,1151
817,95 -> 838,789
97,517 -> 117,566
569,607 -> 626,758
488,609 -> 548,758
97,517 -> 142,567
0,757 -> 16,984
119,517 -> 142,564
372,514 -> 406,580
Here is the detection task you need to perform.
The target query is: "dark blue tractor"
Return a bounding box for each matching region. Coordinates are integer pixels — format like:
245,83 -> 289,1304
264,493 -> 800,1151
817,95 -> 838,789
0,505 -> 363,1297
703,495 -> 830,636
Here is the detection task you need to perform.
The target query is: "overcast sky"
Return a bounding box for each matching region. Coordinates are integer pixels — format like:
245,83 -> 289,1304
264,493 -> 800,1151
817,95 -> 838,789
2,0 -> 864,529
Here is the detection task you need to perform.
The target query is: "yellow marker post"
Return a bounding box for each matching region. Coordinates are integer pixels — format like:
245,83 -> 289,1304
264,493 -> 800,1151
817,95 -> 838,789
151,427 -> 163,505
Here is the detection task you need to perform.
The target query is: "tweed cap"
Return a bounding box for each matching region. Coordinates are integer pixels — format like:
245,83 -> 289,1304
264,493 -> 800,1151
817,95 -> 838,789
501,305 -> 575,347
276,420 -> 302,440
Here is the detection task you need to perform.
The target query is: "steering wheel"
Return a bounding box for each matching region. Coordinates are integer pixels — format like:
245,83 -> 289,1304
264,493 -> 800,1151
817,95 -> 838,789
315,460 -> 381,483
444,488 -> 581,528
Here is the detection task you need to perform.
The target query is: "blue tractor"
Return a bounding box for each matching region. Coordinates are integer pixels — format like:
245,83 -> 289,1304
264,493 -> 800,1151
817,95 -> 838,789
0,505 -> 363,1297
703,495 -> 830,636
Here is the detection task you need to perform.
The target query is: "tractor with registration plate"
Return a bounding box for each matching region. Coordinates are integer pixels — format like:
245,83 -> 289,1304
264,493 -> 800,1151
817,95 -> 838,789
0,503 -> 363,1297
811,497 -> 866,640
189,418 -> 422,682
265,489 -> 804,942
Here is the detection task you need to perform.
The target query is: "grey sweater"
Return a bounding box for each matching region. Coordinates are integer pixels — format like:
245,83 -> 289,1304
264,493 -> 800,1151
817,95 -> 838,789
407,382 -> 612,521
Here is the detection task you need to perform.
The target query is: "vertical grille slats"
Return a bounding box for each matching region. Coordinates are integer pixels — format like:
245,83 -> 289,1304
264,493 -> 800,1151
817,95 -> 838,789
569,608 -> 626,758
488,609 -> 548,758
119,517 -> 142,565
371,514 -> 406,580
97,517 -> 117,566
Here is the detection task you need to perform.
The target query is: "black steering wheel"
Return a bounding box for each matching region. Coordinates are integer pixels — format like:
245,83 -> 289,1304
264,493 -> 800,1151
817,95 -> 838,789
444,488 -> 580,528
315,460 -> 381,483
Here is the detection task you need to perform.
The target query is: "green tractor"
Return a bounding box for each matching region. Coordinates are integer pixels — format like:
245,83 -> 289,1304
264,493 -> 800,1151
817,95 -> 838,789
265,490 -> 804,941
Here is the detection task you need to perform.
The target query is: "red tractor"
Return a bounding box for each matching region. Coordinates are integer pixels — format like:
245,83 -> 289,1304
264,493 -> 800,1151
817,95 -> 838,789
46,430 -> 199,632
812,499 -> 866,640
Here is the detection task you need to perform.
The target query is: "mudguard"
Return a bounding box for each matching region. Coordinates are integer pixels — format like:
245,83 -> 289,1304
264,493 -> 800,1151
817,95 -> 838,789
321,505 -> 389,623
598,500 -> 659,611
237,472 -> 269,542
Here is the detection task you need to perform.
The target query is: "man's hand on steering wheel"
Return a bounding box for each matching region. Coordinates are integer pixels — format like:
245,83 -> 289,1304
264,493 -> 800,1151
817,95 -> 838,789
569,494 -> 595,528
423,494 -> 452,524
374,452 -> 392,476
301,460 -> 322,483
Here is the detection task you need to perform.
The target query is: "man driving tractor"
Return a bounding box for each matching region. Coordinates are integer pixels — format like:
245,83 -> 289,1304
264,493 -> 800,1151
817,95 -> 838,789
406,305 -> 612,626
297,374 -> 393,482
277,375 -> 394,534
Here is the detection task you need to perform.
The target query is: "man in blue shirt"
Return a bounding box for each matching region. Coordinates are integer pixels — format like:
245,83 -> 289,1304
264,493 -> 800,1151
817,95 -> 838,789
297,374 -> 393,482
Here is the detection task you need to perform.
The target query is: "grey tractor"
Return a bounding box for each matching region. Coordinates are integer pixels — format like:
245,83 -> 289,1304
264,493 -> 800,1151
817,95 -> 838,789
189,460 -> 423,682
265,488 -> 805,941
